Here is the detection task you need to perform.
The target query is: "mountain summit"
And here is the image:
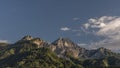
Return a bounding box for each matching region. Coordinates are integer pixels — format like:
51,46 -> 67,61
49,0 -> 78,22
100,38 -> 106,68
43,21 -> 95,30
16,35 -> 48,48
50,37 -> 87,58
52,37 -> 77,48
21,35 -> 33,41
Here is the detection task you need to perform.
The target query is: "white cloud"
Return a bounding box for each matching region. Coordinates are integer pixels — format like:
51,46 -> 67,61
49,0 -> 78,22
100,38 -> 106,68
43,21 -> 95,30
72,29 -> 81,32
84,16 -> 118,29
78,43 -> 88,47
82,16 -> 120,50
73,17 -> 80,21
83,16 -> 120,39
96,19 -> 120,37
60,27 -> 70,31
84,23 -> 90,29
89,18 -> 97,23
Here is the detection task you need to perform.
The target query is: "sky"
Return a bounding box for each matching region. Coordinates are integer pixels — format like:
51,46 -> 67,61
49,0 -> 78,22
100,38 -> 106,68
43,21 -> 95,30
0,0 -> 120,51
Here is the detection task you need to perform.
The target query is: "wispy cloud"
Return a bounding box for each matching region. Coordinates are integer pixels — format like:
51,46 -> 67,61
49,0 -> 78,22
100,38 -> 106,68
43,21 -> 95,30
73,17 -> 80,21
60,27 -> 70,31
72,29 -> 81,32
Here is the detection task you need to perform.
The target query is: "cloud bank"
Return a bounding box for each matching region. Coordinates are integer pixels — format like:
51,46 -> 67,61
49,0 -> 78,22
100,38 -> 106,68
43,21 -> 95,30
60,27 -> 70,31
73,17 -> 80,21
82,16 -> 120,50
60,16 -> 120,51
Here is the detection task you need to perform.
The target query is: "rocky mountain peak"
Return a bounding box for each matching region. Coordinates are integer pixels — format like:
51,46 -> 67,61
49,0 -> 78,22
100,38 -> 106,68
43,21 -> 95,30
31,38 -> 46,46
52,37 -> 76,48
90,47 -> 113,58
50,37 -> 81,58
97,47 -> 110,53
14,35 -> 48,48
97,47 -> 105,52
21,35 -> 33,41
15,36 -> 48,48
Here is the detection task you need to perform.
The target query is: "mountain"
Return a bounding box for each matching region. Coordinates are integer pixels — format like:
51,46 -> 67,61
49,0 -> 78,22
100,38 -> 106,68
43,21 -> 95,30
50,37 -> 86,58
0,35 -> 119,68
50,38 -> 116,59
89,47 -> 115,58
16,35 -> 48,47
0,36 -> 83,68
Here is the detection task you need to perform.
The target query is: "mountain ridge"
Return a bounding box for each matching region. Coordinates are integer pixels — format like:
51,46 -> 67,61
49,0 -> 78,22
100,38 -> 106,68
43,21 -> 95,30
16,36 -> 118,59
0,35 -> 119,68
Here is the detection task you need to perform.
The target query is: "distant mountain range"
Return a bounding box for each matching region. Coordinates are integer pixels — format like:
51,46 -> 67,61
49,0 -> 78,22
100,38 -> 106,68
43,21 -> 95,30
0,35 -> 120,68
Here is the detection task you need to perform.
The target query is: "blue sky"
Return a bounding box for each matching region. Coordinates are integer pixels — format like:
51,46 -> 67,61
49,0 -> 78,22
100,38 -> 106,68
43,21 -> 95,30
0,0 -> 120,50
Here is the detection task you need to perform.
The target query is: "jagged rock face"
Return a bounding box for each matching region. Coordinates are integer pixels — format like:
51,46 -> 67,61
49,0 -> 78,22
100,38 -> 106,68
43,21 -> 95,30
21,35 -> 33,41
16,36 -> 48,48
31,38 -> 48,48
87,47 -> 114,59
52,37 -> 77,48
50,38 -> 86,58
31,38 -> 44,45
